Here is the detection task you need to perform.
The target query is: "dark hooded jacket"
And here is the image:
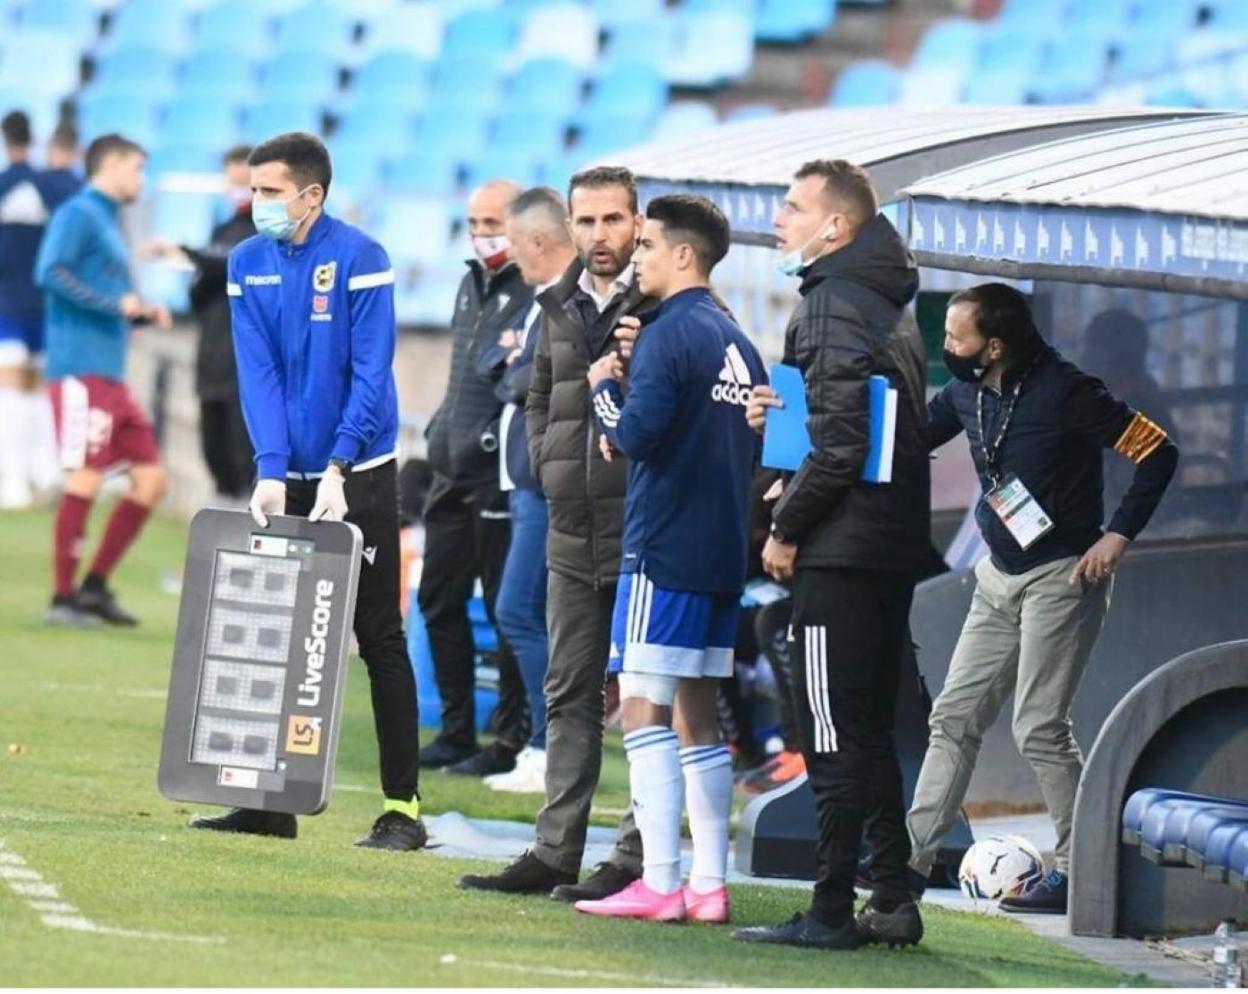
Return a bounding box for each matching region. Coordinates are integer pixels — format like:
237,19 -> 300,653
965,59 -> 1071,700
770,213 -> 932,574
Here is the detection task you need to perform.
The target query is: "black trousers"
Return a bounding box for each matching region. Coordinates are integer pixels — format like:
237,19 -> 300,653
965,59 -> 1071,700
755,597 -> 801,752
199,397 -> 254,498
287,460 -> 419,801
789,566 -> 915,924
416,472 -> 528,749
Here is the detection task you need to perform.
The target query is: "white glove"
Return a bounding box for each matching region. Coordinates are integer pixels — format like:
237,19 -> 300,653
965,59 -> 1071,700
249,478 -> 287,528
309,468 -> 348,522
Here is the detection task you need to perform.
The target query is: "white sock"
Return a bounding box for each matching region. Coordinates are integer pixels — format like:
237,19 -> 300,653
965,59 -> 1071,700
624,725 -> 683,895
0,385 -> 27,503
24,389 -> 61,491
680,743 -> 733,894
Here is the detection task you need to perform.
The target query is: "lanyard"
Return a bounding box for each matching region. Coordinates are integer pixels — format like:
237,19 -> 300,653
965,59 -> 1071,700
976,358 -> 1039,487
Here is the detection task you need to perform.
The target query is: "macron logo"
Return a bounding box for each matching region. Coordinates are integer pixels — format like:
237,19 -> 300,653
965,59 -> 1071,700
711,343 -> 752,406
362,546 -> 377,566
244,274 -> 281,286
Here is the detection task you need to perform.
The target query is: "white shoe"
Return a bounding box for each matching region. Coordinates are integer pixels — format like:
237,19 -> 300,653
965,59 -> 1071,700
483,747 -> 547,793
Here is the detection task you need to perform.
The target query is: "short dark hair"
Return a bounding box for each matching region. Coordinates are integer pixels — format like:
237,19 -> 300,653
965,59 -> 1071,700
568,165 -> 637,214
948,282 -> 1040,354
85,133 -> 146,177
248,131 -> 332,194
645,194 -> 730,275
223,143 -> 253,166
2,110 -> 31,147
794,158 -> 878,228
49,121 -> 77,153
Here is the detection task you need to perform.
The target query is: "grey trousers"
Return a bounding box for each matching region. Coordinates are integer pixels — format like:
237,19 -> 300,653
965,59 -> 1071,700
908,554 -> 1111,875
533,569 -> 642,875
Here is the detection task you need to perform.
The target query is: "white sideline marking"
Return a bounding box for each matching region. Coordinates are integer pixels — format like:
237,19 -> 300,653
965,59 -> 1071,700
39,681 -> 166,700
447,957 -> 733,988
0,837 -> 224,945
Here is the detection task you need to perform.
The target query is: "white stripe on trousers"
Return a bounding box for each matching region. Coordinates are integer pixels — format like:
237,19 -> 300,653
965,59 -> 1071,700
804,624 -> 838,753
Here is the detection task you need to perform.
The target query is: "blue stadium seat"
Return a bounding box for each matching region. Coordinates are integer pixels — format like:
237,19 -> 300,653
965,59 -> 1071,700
369,193 -> 455,266
651,100 -> 718,140
193,0 -> 278,58
1137,797 -> 1248,863
442,8 -> 516,61
0,30 -> 83,98
348,51 -> 433,111
829,59 -> 901,106
20,0 -> 98,48
755,0 -> 835,44
582,60 -> 667,125
151,188 -> 218,247
243,99 -> 323,144
335,105 -> 418,159
514,3 -> 600,70
415,106 -> 490,163
432,57 -> 503,114
897,64 -> 965,107
1143,81 -> 1202,107
1183,808 -> 1248,876
504,57 -> 584,118
993,0 -> 1065,36
1175,31 -> 1242,105
1064,0 -> 1132,36
274,2 -> 359,58
575,113 -> 651,157
462,151 -> 544,191
163,96 -> 242,149
326,141 -> 387,201
601,16 -> 677,71
90,44 -> 179,100
78,92 -> 162,147
1208,0 -> 1248,31
666,10 -> 755,86
910,18 -> 981,70
1130,0 -> 1203,36
262,50 -> 341,102
386,152 -> 461,194
104,0 -> 194,52
1123,788 -> 1228,844
1110,34 -> 1174,83
488,113 -> 567,158
1229,827 -> 1248,889
961,65 -> 1034,105
146,143 -> 222,177
591,0 -> 664,31
358,4 -> 446,59
1028,35 -> 1109,103
180,47 -> 259,101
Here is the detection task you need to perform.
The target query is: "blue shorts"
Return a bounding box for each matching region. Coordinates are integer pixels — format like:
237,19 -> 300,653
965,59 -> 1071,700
608,570 -> 738,679
0,314 -> 43,361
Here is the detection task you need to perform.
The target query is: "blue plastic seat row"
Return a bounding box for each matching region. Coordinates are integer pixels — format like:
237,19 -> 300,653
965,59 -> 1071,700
1122,788 -> 1248,889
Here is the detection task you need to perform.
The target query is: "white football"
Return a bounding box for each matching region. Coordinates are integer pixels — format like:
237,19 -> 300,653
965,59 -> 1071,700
958,835 -> 1044,903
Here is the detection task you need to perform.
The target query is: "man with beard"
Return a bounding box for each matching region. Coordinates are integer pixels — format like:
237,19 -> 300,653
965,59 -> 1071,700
458,166 -> 646,901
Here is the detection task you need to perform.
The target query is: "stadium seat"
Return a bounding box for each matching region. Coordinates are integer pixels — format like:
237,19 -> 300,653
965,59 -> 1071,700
20,0 -> 98,48
1229,827 -> 1248,889
513,3 -> 600,70
103,0 -> 193,52
346,51 -> 432,112
431,56 -> 503,114
89,44 -> 179,100
442,8 -> 517,62
163,96 -> 242,149
0,30 -> 83,98
1176,30 -> 1244,105
242,99 -> 323,144
897,65 -> 965,107
503,57 -> 585,118
415,106 -> 491,163
145,143 -> 221,177
274,1 -> 359,59
150,188 -> 217,247
1122,788 -> 1228,845
575,113 -> 651,157
1142,80 -> 1201,107
326,140 -> 387,202
581,60 -> 667,126
488,112 -> 567,159
1129,0 -> 1203,37
1208,0 -> 1248,31
78,91 -> 162,146
462,150 -> 543,191
910,18 -> 981,71
1064,0 -> 1132,36
666,10 -> 755,86
591,0 -> 664,32
651,100 -> 718,141
1137,797 -> 1248,863
261,50 -> 341,103
829,59 -> 901,106
1028,35 -> 1109,103
334,105 -> 418,159
193,0 -> 277,58
1109,34 -> 1173,83
179,47 -> 259,101
755,0 -> 835,44
357,4 -> 445,59
601,15 -> 677,71
993,0 -> 1064,36
1183,808 -> 1248,876
386,151 -> 461,194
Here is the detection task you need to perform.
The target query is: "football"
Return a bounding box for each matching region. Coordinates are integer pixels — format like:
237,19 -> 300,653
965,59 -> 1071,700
958,835 -> 1045,903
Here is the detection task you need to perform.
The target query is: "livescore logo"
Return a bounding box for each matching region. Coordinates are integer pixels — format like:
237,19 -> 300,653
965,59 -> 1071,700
285,714 -> 322,756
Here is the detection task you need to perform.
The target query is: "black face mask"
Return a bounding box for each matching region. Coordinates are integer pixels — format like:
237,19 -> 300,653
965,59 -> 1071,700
942,347 -> 990,383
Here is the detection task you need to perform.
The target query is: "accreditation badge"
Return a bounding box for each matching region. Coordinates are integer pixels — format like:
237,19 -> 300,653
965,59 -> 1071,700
984,474 -> 1055,551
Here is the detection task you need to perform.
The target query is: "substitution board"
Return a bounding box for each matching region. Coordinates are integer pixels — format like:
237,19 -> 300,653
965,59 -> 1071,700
158,509 -> 361,814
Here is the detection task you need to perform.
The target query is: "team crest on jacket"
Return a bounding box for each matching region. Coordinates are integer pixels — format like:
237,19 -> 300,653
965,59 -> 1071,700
313,261 -> 336,292
313,294 -> 329,313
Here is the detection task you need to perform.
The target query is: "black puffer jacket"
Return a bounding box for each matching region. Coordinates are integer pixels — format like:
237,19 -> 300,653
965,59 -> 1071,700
526,259 -> 657,586
187,206 -> 255,402
770,213 -> 932,574
426,260 -> 532,488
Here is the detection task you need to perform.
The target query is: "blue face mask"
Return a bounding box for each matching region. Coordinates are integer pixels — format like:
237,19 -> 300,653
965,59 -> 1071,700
775,212 -> 838,277
253,186 -> 311,241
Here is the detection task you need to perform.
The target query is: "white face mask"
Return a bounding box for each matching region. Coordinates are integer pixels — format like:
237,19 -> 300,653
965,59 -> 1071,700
775,213 -> 838,276
472,233 -> 512,269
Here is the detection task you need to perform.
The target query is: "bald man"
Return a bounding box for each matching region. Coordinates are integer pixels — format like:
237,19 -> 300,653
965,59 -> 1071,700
418,179 -> 535,773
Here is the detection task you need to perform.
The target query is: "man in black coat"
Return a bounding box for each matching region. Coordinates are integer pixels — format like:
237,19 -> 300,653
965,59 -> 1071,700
738,160 -> 931,951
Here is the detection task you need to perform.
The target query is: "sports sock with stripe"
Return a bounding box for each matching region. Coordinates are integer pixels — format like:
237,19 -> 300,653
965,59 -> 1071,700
680,743 -> 733,894
624,725 -> 683,895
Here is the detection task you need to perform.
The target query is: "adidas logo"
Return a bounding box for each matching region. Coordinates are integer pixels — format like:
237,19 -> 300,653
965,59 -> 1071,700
711,342 -> 752,406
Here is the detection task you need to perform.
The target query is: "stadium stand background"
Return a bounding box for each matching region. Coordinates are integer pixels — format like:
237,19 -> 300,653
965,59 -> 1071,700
4,0 -> 1245,512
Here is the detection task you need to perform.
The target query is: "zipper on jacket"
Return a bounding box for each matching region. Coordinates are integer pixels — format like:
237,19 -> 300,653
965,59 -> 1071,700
585,415 -> 601,590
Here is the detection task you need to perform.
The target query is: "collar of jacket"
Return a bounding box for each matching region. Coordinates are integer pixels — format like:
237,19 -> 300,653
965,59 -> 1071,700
796,212 -> 918,306
466,257 -> 521,297
540,256 -> 653,317
995,339 -> 1052,391
278,210 -> 333,257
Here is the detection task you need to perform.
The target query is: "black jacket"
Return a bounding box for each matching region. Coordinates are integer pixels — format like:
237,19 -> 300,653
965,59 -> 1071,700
929,343 -> 1179,575
478,313 -> 540,493
188,205 -> 255,401
526,259 -> 656,586
770,213 -> 932,575
426,260 -> 532,488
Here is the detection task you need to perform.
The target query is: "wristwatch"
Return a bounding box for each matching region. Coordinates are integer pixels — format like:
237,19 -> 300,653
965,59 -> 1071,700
328,457 -> 353,475
769,522 -> 794,545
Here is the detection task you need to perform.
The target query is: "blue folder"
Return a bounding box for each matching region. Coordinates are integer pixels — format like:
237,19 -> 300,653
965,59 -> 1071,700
761,363 -> 897,483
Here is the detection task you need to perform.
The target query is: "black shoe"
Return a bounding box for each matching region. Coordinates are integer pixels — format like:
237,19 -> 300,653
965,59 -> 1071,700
187,807 -> 297,839
999,868 -> 1068,915
550,861 -> 639,903
76,576 -> 139,626
855,900 -> 924,947
44,593 -> 101,628
458,850 -> 577,893
445,740 -> 518,777
354,810 -> 428,851
733,912 -> 863,950
418,738 -> 479,769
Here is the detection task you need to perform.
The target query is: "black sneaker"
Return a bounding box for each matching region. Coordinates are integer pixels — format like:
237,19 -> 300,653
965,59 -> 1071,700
855,900 -> 924,947
445,740 -> 518,777
458,850 -> 577,893
354,811 -> 428,851
550,860 -> 639,903
733,912 -> 863,950
44,593 -> 101,628
187,807 -> 297,839
999,868 -> 1068,915
418,738 -> 479,769
76,577 -> 139,626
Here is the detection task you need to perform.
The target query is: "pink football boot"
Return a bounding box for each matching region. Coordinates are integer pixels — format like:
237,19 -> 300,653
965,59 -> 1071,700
683,885 -> 731,924
574,878 -> 686,922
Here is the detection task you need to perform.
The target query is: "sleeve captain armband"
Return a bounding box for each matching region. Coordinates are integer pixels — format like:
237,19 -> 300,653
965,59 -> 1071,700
1114,412 -> 1168,464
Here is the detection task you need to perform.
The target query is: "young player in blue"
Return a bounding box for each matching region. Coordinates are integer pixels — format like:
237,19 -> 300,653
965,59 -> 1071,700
189,133 -> 425,852
576,195 -> 765,924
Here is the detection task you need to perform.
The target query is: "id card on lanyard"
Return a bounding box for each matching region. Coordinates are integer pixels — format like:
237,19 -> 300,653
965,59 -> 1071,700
978,366 -> 1055,551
